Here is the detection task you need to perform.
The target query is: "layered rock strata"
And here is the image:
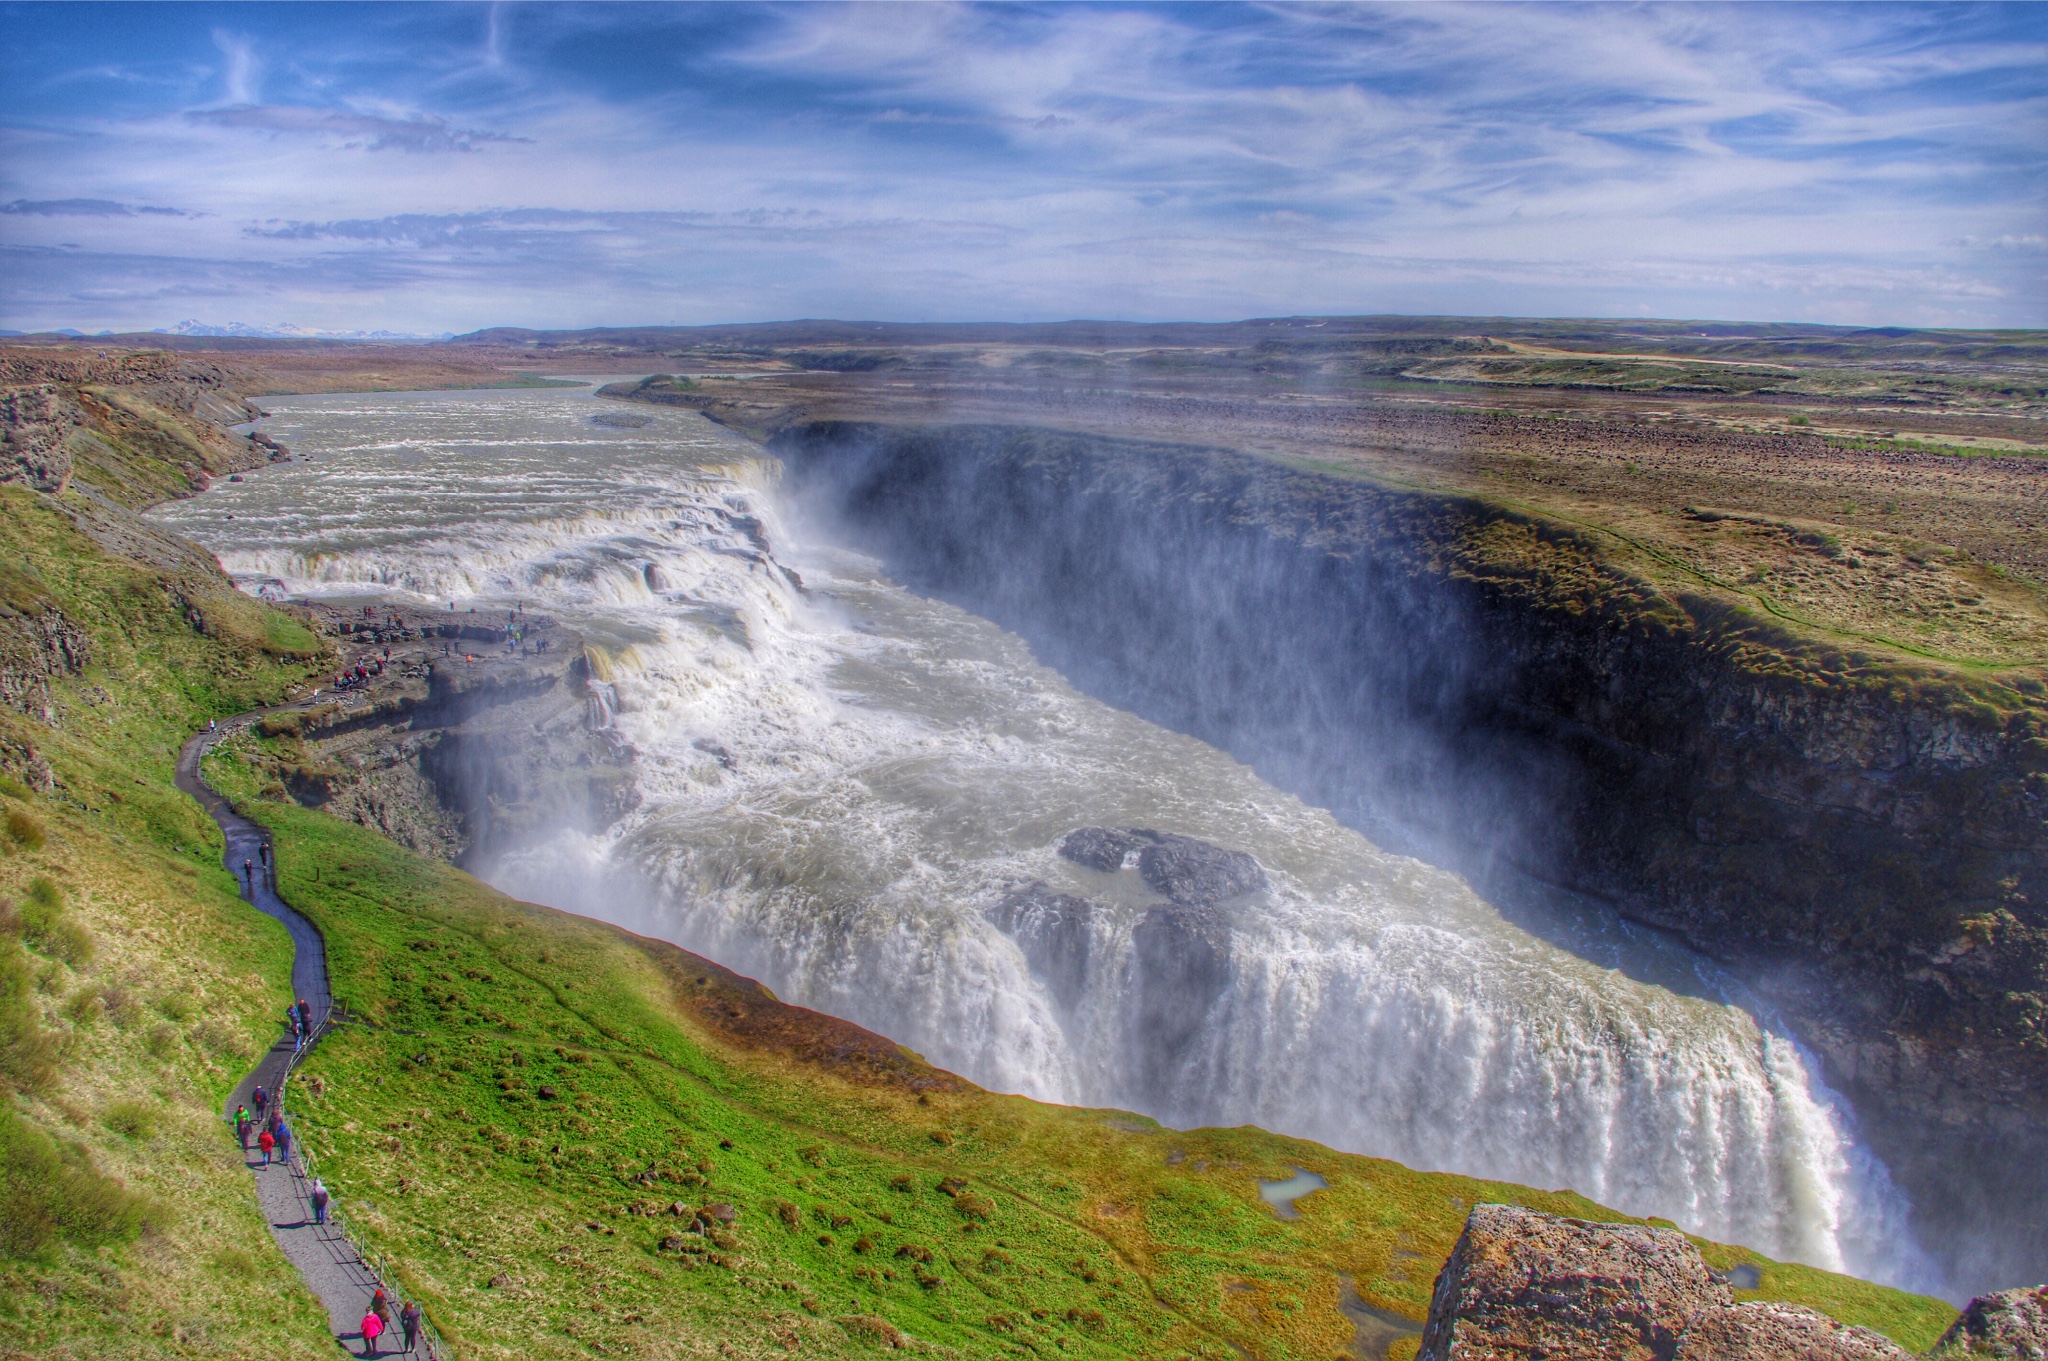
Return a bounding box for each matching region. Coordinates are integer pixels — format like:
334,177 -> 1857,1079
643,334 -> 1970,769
250,606 -> 632,867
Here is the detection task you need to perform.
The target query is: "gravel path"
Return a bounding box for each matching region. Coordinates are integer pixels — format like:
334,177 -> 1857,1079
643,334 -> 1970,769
177,719 -> 424,1358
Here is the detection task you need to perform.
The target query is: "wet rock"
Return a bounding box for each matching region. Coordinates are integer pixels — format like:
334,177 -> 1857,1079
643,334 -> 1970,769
1130,901 -> 1233,1100
1058,826 -> 1143,871
988,882 -> 1099,1010
1058,825 -> 1266,904
1932,1286 -> 2048,1359
1675,1302 -> 1909,1360
1137,835 -> 1265,905
1417,1204 -> 1729,1361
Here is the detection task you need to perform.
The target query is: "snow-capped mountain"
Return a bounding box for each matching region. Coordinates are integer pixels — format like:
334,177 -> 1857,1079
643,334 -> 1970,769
162,319 -> 453,341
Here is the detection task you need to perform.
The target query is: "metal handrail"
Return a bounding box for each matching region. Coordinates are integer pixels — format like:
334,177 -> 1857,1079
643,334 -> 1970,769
268,1015 -> 457,1361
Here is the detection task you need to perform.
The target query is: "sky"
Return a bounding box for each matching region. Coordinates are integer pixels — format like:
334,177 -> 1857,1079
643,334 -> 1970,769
1,1 -> 2043,335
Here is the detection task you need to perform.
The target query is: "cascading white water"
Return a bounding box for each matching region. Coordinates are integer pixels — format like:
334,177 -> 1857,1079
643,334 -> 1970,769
152,382 -> 1942,1293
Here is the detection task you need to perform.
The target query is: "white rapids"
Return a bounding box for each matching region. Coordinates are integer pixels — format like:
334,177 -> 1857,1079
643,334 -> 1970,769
151,381 -> 1943,1292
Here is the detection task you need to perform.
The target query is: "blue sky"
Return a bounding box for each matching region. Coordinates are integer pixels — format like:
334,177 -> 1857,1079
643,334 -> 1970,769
1,1 -> 2042,333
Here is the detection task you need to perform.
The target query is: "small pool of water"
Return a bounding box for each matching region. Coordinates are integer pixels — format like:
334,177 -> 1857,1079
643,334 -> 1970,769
1258,1167 -> 1328,1219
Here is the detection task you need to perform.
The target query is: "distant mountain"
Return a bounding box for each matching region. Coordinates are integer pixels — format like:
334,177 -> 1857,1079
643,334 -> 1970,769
160,319 -> 453,341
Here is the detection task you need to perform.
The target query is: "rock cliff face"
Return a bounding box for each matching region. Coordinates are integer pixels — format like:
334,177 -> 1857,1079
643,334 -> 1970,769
770,419 -> 2048,1288
1,347 -> 274,507
259,611 -> 632,869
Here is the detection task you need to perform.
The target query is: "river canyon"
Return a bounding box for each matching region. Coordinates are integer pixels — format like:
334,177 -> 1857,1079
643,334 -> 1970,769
138,379 -> 2013,1300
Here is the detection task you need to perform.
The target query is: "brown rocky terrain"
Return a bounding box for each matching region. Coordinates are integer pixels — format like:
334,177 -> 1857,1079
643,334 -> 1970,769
1416,1205 -> 2048,1359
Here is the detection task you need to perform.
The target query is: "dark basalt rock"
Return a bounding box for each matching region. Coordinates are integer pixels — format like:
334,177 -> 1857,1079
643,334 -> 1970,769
1058,826 -> 1143,871
1136,836 -> 1265,905
1058,826 -> 1266,904
988,882 -> 1099,1011
1130,901 -> 1233,1098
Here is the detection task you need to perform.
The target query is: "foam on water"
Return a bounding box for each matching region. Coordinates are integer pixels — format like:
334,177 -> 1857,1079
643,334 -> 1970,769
152,383 -> 1942,1292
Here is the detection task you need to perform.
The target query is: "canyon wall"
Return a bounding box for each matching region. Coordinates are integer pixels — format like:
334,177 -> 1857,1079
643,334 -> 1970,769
769,419 -> 2048,1289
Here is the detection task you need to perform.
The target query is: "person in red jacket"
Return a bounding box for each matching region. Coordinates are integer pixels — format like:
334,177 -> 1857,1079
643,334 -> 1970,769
257,1128 -> 275,1165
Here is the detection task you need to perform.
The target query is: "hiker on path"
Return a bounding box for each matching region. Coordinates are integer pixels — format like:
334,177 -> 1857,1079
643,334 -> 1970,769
298,997 -> 313,1034
289,1007 -> 303,1051
359,1306 -> 384,1357
242,859 -> 253,894
370,1289 -> 393,1341
260,842 -> 270,871
400,1300 -> 422,1353
310,1178 -> 330,1225
257,1127 -> 275,1165
253,1085 -> 268,1117
274,1120 -> 292,1162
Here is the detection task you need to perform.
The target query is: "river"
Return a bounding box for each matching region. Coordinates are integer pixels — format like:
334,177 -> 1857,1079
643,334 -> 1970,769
149,380 -> 1941,1292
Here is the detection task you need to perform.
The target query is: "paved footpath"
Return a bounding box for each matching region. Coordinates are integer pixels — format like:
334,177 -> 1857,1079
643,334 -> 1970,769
178,718 -> 429,1358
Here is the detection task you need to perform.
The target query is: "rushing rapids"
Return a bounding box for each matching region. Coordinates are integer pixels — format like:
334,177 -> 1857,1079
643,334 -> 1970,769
151,383 -> 1942,1291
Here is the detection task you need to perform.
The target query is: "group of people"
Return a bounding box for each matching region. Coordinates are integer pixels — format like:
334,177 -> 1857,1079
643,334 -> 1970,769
287,995 -> 314,1052
332,657 -> 386,690
231,1063 -> 427,1354
232,1084 -> 295,1168
358,1287 -> 425,1357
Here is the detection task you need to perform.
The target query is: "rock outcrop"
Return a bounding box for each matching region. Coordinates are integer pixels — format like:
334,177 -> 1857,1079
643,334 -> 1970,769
1057,826 -> 1266,904
1931,1287 -> 2048,1359
1417,1206 -> 1912,1360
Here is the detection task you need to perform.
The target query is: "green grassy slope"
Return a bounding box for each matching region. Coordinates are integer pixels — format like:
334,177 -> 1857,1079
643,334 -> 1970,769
1,484 -> 334,1356
201,737 -> 1962,1360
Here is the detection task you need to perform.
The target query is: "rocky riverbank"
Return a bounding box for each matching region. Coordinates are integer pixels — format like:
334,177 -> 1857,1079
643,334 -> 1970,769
762,418 -> 2048,1291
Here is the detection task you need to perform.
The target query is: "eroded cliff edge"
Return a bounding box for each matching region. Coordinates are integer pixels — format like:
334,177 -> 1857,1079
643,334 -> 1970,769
763,419 -> 2048,1288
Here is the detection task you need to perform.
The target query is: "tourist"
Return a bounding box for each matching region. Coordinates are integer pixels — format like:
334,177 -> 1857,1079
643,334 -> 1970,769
242,859 -> 253,893
400,1300 -> 422,1352
311,1178 -> 330,1225
233,1104 -> 251,1150
298,997 -> 313,1033
275,1120 -> 292,1162
253,1085 -> 268,1116
258,1127 -> 275,1165
359,1306 -> 384,1357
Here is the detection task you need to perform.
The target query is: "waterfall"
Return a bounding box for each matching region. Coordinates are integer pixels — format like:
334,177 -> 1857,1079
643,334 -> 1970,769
152,384 -> 1944,1295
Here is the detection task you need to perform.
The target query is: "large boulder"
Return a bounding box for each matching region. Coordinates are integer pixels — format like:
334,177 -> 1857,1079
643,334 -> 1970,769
1674,1302 -> 1908,1360
1417,1204 -> 1729,1360
1932,1286 -> 2048,1359
1136,835 -> 1265,905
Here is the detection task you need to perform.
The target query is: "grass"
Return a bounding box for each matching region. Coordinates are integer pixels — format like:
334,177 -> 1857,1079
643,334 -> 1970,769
0,451 -> 339,1354
196,732 -> 1962,1359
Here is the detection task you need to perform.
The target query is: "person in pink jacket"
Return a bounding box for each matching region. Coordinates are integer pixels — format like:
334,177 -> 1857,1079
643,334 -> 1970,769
359,1307 -> 384,1356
